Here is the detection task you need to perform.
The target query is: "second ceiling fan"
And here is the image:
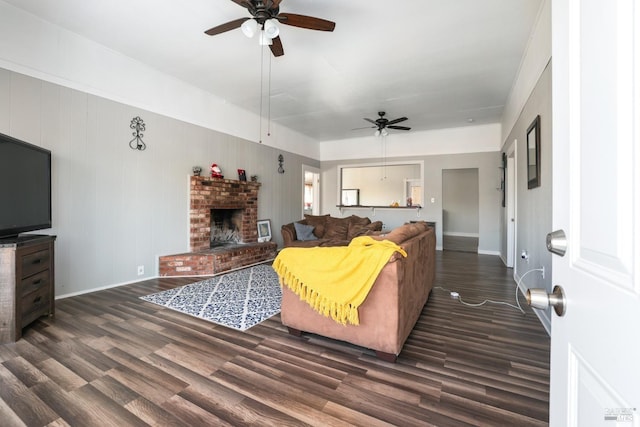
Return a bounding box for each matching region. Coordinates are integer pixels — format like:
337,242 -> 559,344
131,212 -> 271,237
364,112 -> 411,136
204,0 -> 336,57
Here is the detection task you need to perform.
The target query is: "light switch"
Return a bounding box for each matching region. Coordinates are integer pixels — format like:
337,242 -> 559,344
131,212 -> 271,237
430,197 -> 435,203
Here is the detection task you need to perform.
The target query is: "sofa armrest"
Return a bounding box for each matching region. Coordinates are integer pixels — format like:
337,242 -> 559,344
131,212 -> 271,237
281,223 -> 297,247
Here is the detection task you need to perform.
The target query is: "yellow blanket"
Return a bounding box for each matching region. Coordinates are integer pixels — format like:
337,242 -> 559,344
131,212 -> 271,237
273,236 -> 407,326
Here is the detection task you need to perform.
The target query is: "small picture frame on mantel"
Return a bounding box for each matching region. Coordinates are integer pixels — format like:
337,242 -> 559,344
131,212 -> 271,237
257,219 -> 272,242
237,169 -> 247,181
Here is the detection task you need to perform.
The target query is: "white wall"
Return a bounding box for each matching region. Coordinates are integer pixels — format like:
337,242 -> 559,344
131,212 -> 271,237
320,123 -> 502,161
0,69 -> 318,297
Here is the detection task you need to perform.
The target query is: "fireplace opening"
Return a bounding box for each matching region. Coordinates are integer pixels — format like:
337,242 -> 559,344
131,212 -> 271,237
210,208 -> 244,247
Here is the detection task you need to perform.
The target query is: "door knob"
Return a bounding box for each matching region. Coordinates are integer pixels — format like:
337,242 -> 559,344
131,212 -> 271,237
526,286 -> 567,316
546,229 -> 567,256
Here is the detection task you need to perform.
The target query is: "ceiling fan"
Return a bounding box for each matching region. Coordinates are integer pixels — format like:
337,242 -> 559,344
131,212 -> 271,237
363,112 -> 411,136
204,0 -> 336,57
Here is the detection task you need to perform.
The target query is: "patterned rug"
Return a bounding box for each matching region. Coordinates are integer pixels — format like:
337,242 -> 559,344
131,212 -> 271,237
140,264 -> 282,331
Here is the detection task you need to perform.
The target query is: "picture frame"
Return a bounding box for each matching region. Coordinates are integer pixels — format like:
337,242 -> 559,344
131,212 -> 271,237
526,115 -> 541,189
237,169 -> 247,181
341,189 -> 360,206
257,219 -> 272,242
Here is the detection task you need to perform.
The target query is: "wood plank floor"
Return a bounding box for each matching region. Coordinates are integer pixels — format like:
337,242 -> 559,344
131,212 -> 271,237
0,251 -> 550,426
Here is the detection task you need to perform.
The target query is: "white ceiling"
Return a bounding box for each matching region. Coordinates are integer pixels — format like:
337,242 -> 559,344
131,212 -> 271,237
4,0 -> 542,142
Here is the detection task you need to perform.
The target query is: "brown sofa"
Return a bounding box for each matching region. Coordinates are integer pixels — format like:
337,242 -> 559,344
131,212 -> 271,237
280,221 -> 436,362
281,214 -> 383,247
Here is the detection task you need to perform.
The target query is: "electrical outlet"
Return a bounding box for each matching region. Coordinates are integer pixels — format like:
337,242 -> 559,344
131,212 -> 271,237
450,291 -> 459,299
137,265 -> 144,276
541,266 -> 545,279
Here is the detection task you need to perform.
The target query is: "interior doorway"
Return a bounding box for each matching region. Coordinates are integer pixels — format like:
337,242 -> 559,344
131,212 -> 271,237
442,168 -> 479,253
302,165 -> 320,217
506,145 -> 517,268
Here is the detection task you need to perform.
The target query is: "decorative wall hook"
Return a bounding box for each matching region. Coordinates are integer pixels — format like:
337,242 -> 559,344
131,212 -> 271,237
129,116 -> 146,150
277,154 -> 285,174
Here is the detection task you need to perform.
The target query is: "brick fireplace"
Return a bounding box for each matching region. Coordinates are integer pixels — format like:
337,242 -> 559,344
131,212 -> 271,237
189,176 -> 260,251
159,176 -> 277,276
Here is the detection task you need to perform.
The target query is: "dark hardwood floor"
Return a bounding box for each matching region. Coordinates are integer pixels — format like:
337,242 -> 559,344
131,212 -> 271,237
0,251 -> 549,426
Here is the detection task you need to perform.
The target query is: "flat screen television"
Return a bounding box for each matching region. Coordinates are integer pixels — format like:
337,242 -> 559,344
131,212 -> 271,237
0,132 -> 52,239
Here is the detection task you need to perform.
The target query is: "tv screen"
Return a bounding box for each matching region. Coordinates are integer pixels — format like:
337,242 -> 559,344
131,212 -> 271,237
0,133 -> 52,239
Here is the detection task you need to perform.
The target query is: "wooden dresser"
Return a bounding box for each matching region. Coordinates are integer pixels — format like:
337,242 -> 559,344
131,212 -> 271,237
0,235 -> 56,343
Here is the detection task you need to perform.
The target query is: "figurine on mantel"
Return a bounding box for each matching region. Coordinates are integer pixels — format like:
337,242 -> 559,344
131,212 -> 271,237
211,163 -> 223,179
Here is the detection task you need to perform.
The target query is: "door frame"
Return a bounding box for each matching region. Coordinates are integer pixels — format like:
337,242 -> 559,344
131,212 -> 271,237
302,165 -> 320,217
506,142 -> 517,268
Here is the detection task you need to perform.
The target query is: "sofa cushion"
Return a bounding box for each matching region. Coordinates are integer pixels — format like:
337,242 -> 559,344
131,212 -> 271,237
346,215 -> 371,239
382,222 -> 429,244
294,222 -> 318,241
304,214 -> 330,238
323,216 -> 351,240
348,219 -> 383,239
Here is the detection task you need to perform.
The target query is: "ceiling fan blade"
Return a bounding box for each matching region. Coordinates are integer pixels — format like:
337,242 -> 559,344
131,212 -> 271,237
271,0 -> 283,8
387,117 -> 408,125
204,17 -> 250,36
231,0 -> 253,10
352,125 -> 376,130
364,118 -> 377,125
276,13 -> 336,31
270,36 -> 284,57
388,125 -> 411,131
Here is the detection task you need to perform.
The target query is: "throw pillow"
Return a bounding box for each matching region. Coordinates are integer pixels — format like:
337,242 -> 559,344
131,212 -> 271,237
294,222 -> 318,241
304,214 -> 330,238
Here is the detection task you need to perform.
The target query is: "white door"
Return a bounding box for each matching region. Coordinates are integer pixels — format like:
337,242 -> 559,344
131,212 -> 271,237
550,0 -> 640,425
506,151 -> 516,268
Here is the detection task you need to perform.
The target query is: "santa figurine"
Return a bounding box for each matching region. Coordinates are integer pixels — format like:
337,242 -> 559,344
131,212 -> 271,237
211,163 -> 223,179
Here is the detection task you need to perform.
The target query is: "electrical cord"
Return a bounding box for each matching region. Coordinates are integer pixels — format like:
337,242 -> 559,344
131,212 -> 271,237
435,267 -> 544,314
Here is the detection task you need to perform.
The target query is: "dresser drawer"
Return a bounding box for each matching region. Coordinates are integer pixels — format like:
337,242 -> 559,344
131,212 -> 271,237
20,249 -> 51,278
20,269 -> 51,297
21,285 -> 51,326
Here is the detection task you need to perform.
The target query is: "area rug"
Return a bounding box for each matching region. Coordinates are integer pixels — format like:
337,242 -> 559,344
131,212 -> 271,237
140,264 -> 281,331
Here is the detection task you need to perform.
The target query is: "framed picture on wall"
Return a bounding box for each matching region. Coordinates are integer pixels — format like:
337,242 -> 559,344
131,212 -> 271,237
257,219 -> 272,242
526,115 -> 541,189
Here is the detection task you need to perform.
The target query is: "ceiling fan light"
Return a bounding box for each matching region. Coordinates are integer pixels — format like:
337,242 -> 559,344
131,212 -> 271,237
374,129 -> 381,137
259,30 -> 273,46
382,129 -> 389,137
264,19 -> 279,39
241,19 -> 258,38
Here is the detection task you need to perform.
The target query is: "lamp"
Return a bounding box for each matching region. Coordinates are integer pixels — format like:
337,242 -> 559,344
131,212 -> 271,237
241,19 -> 258,38
263,19 -> 279,39
374,128 -> 389,137
259,31 -> 273,46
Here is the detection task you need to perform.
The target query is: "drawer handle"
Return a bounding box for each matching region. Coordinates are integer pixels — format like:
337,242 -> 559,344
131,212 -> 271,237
33,296 -> 42,304
32,279 -> 42,286
32,259 -> 42,264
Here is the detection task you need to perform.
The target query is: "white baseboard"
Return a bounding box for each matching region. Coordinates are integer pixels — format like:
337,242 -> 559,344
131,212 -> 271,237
478,249 -> 501,256
56,275 -> 159,299
442,232 -> 480,238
